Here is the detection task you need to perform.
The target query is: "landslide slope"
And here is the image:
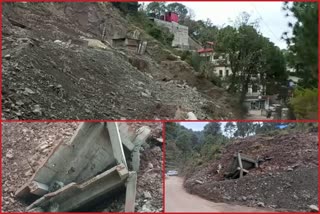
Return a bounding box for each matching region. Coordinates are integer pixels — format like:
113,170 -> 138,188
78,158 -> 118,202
2,2 -> 237,119
184,131 -> 318,212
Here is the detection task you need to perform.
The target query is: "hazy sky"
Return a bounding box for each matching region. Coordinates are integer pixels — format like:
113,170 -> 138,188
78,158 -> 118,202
180,122 -> 234,137
162,2 -> 296,49
180,122 -> 209,131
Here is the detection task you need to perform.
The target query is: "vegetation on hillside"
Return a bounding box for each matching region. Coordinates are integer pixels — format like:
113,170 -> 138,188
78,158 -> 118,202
282,2 -> 318,119
139,3 -> 289,105
166,122 -> 317,174
115,2 -> 317,119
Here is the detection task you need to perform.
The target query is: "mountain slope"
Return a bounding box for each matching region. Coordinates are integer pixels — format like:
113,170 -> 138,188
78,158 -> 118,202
2,2 -> 237,119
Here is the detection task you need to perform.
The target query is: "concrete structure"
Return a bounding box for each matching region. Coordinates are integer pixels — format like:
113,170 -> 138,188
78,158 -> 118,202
153,19 -> 189,49
225,153 -> 258,179
16,122 -> 151,212
27,164 -> 130,212
288,75 -> 301,84
112,37 -> 147,54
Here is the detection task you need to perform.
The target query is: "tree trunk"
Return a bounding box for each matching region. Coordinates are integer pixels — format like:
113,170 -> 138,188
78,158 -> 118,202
239,74 -> 251,104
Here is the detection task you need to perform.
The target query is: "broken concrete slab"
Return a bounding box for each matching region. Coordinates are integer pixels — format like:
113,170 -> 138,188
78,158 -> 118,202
118,122 -> 135,151
225,153 -> 258,179
124,172 -> 137,212
16,122 -> 117,198
26,164 -> 129,212
29,181 -> 49,196
107,122 -> 128,168
15,122 -> 155,212
132,126 -> 151,171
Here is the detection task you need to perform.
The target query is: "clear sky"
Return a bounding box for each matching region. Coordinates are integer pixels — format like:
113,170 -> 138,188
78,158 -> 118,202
161,2 -> 296,49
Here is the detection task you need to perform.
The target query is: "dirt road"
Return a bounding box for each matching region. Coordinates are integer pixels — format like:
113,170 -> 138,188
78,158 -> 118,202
165,176 -> 273,212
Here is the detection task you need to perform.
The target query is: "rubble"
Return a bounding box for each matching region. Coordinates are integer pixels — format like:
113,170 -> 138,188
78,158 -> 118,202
2,2 -> 237,120
309,205 -> 319,212
6,149 -> 14,159
184,131 -> 318,212
2,122 -> 163,212
4,54 -> 11,60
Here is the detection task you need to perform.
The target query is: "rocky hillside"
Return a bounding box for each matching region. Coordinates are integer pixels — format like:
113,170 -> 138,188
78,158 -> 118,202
184,131 -> 318,212
2,2 -> 237,119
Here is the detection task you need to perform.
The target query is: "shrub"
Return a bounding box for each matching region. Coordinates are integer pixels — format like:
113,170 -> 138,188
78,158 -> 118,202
191,52 -> 201,72
290,87 -> 318,119
128,12 -> 174,47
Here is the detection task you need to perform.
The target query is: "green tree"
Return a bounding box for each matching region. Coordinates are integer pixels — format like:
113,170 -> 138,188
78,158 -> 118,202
282,2 -> 318,87
166,3 -> 188,20
203,123 -> 221,137
176,130 -> 193,152
112,2 -> 140,14
146,2 -> 166,17
234,122 -> 258,137
216,13 -> 287,105
224,122 -> 236,137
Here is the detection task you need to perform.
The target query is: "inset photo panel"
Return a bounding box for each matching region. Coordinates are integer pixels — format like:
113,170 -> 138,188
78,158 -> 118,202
2,122 -> 164,212
165,122 -> 318,212
2,1 -> 318,120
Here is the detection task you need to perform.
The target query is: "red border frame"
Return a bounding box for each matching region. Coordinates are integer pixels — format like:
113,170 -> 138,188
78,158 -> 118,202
0,0 -> 319,213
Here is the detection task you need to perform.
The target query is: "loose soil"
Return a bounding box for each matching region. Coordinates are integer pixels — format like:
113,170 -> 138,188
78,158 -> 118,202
184,131 -> 318,212
2,2 -> 237,120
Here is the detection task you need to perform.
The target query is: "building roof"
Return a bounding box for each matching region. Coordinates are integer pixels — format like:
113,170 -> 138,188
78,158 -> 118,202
197,48 -> 213,53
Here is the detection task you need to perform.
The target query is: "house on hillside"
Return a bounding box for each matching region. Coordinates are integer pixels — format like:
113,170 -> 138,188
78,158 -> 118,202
198,43 -> 269,110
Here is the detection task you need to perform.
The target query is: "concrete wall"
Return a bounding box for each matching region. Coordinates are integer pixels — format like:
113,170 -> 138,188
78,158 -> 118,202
212,66 -> 231,78
288,75 -> 301,84
154,19 -> 189,49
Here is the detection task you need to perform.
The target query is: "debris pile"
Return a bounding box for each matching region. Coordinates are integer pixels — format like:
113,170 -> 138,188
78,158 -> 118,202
184,131 -> 318,212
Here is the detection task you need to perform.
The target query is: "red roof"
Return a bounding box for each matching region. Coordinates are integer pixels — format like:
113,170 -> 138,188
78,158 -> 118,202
197,48 -> 213,53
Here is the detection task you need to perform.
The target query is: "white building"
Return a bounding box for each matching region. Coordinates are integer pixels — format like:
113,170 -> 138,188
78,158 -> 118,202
198,48 -> 268,110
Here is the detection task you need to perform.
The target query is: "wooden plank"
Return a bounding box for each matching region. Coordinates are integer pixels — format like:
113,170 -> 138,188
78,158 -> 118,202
107,122 -> 128,168
124,172 -> 137,212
